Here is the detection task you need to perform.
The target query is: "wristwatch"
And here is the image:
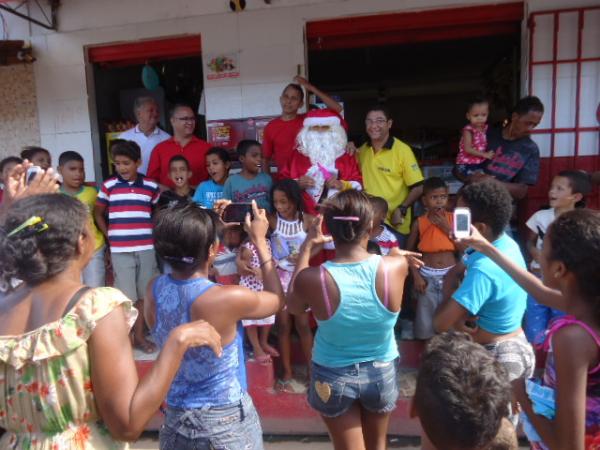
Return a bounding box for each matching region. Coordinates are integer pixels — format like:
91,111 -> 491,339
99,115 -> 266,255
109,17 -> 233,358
398,205 -> 409,215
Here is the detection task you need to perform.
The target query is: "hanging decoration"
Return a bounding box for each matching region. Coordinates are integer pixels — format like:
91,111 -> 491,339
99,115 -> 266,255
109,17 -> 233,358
141,64 -> 160,91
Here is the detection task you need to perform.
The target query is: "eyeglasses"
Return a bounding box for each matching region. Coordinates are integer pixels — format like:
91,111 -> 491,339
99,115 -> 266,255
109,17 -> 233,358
365,118 -> 389,125
174,116 -> 196,122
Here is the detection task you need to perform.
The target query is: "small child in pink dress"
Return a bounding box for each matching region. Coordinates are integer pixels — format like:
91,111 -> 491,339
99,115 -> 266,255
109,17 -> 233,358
239,239 -> 279,364
455,97 -> 495,176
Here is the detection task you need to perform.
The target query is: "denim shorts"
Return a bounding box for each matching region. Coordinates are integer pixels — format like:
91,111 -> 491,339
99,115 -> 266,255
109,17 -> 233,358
308,359 -> 399,418
159,392 -> 264,450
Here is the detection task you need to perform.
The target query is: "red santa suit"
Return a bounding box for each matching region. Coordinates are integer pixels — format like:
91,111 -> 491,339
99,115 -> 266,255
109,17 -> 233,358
279,109 -> 362,215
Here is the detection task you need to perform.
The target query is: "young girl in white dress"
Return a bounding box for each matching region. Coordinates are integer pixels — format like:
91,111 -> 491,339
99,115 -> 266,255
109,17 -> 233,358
268,179 -> 315,393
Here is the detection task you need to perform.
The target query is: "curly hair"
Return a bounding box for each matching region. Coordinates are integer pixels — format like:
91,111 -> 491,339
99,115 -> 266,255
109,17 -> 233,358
0,194 -> 88,289
272,178 -> 305,216
414,331 -> 511,450
547,209 -> 600,311
322,190 -> 373,245
512,96 -> 544,116
110,139 -> 141,162
459,180 -> 512,237
153,202 -> 221,272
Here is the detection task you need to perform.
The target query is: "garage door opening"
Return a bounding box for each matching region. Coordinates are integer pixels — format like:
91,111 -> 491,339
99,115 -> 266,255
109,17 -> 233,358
87,35 -> 203,178
306,3 -> 523,181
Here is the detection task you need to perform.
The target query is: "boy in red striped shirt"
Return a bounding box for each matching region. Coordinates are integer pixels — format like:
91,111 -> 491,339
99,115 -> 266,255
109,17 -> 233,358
95,139 -> 160,352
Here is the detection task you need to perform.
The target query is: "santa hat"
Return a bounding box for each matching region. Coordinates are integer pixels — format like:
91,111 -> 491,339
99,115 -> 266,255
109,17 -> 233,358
303,109 -> 343,128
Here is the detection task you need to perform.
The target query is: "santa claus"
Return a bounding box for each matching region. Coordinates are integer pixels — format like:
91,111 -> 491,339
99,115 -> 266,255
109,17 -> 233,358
280,109 -> 362,212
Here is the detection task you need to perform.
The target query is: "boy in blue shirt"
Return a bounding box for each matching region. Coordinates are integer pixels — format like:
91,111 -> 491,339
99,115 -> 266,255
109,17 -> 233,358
434,180 -> 534,424
223,140 -> 272,212
193,147 -> 230,209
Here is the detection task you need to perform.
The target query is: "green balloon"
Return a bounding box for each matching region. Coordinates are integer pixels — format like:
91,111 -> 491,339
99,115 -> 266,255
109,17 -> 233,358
142,65 -> 160,91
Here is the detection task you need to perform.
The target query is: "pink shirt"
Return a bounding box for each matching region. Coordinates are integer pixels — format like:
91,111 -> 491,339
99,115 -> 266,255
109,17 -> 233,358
456,124 -> 488,165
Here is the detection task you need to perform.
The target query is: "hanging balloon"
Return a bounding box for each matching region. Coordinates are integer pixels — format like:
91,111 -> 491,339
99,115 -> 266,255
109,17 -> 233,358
142,64 -> 160,91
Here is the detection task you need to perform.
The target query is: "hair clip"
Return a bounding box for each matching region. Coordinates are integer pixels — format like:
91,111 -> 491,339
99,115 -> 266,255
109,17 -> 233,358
332,216 -> 360,222
7,216 -> 49,238
163,255 -> 197,264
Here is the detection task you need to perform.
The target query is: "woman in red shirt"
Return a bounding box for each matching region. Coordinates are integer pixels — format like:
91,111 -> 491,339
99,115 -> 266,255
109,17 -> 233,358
262,76 -> 342,178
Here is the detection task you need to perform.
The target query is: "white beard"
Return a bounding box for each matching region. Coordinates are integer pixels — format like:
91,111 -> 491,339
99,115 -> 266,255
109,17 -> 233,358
296,125 -> 347,204
296,125 -> 347,167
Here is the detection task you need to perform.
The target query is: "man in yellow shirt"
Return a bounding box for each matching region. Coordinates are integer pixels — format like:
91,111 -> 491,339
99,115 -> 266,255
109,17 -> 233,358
357,106 -> 424,245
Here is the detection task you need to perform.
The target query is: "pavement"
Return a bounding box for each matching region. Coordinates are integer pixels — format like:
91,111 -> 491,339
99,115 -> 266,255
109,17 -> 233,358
130,433 -> 530,449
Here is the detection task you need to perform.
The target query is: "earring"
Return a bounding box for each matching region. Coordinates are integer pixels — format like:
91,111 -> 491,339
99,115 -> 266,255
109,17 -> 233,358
554,272 -> 560,279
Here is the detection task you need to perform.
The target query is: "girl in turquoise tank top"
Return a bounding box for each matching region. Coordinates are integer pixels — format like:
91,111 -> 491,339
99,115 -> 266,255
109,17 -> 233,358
146,200 -> 284,450
287,190 -> 418,450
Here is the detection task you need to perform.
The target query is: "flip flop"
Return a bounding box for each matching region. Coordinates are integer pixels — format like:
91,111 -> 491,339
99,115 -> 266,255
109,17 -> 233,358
263,345 -> 280,358
255,354 -> 272,365
136,339 -> 157,354
276,378 -> 307,394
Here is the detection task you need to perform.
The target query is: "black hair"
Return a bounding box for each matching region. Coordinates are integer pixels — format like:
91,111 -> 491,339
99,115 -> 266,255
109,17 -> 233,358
236,139 -> 261,158
547,209 -> 600,312
153,202 -> 222,273
169,103 -> 194,119
365,105 -> 391,121
466,96 -> 489,112
58,151 -> 84,166
488,418 -> 518,450
368,195 -> 388,216
206,146 -> 230,163
0,194 -> 88,289
282,83 -> 304,102
110,139 -> 141,162
169,155 -> 190,170
422,177 -> 448,195
322,190 -> 373,245
272,178 -> 305,215
367,240 -> 382,255
512,96 -> 544,116
414,331 -> 510,450
459,180 -> 512,238
0,156 -> 23,174
20,146 -> 50,162
556,170 -> 592,207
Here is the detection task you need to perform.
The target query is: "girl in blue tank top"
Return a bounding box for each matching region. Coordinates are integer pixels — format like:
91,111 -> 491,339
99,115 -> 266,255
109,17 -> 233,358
146,201 -> 284,450
287,190 -> 417,450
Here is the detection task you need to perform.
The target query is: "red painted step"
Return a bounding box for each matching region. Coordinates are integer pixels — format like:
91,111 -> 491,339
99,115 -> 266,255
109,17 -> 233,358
135,339 -> 545,434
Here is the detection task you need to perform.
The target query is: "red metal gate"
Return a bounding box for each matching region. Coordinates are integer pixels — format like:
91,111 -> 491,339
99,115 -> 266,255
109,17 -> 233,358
527,6 -> 600,213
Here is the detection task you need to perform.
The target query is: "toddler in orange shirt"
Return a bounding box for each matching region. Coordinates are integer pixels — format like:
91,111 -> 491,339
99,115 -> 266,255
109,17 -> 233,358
407,177 -> 457,339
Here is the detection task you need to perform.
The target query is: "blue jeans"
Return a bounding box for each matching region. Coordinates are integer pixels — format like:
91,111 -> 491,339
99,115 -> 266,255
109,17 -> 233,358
308,359 -> 399,418
159,393 -> 263,450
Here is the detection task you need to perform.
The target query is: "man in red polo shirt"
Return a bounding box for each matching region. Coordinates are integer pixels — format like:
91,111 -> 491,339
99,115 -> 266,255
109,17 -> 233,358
147,104 -> 210,189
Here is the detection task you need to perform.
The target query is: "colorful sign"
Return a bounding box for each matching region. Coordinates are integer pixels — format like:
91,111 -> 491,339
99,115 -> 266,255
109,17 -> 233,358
206,53 -> 240,80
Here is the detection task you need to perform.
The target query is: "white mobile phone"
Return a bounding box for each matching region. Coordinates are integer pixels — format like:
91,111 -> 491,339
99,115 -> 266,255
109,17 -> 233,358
453,207 -> 471,239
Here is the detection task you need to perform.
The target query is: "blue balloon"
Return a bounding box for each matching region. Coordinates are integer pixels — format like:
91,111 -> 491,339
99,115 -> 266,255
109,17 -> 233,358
142,65 -> 160,91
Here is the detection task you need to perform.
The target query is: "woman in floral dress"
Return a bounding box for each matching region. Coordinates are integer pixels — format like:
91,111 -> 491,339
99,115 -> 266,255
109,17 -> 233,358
0,194 -> 221,449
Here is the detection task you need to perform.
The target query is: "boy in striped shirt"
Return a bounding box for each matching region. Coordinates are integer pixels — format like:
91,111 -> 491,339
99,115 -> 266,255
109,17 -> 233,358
94,139 -> 160,352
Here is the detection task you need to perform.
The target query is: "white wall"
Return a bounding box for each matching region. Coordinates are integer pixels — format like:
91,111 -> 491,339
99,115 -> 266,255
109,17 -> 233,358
0,0 -> 591,179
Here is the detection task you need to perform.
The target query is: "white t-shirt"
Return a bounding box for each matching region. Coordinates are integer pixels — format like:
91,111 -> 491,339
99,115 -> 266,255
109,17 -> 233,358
119,125 -> 171,175
525,208 -> 555,269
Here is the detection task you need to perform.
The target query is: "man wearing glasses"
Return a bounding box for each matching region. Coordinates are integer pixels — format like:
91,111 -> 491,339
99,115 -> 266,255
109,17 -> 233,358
147,104 -> 211,190
356,106 -> 424,247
